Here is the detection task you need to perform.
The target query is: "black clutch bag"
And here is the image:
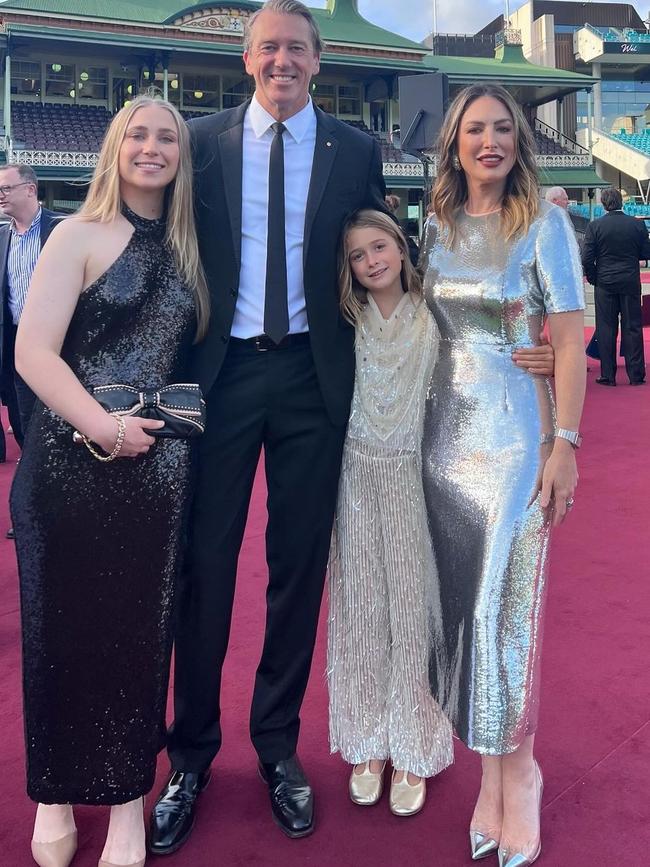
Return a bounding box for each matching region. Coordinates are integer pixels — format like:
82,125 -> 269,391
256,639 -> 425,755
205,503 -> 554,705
89,383 -> 206,438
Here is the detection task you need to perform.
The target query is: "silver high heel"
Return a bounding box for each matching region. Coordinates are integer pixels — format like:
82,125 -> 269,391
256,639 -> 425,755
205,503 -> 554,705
470,829 -> 500,860
498,762 -> 543,867
31,829 -> 78,867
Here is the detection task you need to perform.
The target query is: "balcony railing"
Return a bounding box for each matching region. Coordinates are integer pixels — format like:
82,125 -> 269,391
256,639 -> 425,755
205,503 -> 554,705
495,28 -> 523,47
8,148 -> 99,168
534,119 -> 591,159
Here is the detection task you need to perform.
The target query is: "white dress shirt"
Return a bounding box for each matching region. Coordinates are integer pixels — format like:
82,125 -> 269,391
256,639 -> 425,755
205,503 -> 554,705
233,94 -> 317,338
7,207 -> 42,324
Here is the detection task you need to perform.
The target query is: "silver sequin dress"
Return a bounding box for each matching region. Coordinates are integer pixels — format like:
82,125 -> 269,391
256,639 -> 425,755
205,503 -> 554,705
421,202 -> 584,754
328,294 -> 454,778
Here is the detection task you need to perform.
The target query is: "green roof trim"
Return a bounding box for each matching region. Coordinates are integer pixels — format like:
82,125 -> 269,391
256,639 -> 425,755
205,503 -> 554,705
539,167 -> 607,188
0,0 -> 425,51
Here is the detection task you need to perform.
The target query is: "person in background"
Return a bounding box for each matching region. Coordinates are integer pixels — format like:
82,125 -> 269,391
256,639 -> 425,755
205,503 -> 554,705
0,163 -> 62,538
582,186 -> 649,385
385,193 -> 419,266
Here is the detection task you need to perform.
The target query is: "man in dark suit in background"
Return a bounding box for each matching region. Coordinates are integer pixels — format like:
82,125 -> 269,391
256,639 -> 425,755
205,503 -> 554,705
149,1 -> 387,852
0,163 -> 61,530
582,186 -> 650,385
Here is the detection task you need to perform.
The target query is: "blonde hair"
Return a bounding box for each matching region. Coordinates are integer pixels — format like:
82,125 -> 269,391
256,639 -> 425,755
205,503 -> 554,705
431,84 -> 539,247
338,209 -> 421,325
79,95 -> 210,340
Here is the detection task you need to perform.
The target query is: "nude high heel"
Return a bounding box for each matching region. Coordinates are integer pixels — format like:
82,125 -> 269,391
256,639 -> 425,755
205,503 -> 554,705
98,860 -> 145,867
31,829 -> 78,867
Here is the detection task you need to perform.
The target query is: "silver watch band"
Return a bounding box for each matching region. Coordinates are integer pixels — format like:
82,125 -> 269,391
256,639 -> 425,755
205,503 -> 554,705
555,428 -> 582,448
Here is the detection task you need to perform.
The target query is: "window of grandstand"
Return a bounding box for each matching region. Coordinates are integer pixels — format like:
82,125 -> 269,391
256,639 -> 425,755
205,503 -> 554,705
576,79 -> 650,133
338,85 -> 362,117
46,63 -> 75,99
149,72 -> 181,105
222,75 -> 253,109
77,67 -> 108,101
183,74 -> 219,109
312,83 -> 336,113
10,61 -> 41,98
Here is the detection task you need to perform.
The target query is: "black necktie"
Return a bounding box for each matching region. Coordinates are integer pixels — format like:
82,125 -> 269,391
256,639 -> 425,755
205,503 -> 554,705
264,121 -> 289,344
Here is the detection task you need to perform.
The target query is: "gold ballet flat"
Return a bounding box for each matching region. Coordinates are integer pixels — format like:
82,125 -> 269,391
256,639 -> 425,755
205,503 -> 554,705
349,761 -> 386,806
498,762 -> 543,867
98,860 -> 145,867
388,770 -> 426,817
31,829 -> 78,867
470,829 -> 500,860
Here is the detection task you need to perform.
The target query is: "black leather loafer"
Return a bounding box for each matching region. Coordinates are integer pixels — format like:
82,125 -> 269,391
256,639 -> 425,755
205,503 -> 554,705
148,769 -> 211,855
595,377 -> 616,386
259,755 -> 314,839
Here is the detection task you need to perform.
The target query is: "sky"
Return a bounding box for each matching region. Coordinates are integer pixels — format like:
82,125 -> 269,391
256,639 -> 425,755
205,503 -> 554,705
310,1 -> 650,42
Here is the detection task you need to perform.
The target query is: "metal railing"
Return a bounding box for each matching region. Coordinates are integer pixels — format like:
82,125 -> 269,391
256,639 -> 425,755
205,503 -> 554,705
534,119 -> 591,158
495,28 -> 522,47
7,148 -> 99,168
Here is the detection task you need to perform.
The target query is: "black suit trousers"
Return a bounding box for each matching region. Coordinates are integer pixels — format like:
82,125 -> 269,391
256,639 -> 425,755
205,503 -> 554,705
168,338 -> 346,769
595,287 -> 646,383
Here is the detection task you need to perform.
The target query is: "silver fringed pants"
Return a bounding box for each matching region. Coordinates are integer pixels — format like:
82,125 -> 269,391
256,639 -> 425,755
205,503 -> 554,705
328,442 -> 454,778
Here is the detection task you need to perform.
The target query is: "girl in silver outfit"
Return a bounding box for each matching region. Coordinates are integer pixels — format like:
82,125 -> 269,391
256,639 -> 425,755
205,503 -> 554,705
421,84 -> 586,865
328,210 -> 454,817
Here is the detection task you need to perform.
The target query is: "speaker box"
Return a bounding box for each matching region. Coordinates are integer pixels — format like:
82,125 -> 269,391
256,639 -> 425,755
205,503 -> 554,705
398,73 -> 449,156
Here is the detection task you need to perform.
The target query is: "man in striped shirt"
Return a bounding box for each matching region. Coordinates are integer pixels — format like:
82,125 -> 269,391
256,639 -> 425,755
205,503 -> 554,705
0,164 -> 62,534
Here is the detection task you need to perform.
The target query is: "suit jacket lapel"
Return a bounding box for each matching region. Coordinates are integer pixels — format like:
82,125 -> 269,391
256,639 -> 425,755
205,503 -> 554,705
303,108 -> 339,267
217,101 -> 249,273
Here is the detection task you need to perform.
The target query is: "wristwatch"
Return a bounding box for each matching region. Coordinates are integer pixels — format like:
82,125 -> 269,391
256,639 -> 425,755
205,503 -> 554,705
555,428 -> 582,449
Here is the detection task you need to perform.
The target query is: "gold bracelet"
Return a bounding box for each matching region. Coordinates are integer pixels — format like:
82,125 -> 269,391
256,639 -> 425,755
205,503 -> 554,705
81,415 -> 126,462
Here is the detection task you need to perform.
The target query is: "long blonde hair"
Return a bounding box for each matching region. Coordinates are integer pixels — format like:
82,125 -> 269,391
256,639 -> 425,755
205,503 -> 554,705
79,95 -> 210,340
338,209 -> 421,324
431,84 -> 539,246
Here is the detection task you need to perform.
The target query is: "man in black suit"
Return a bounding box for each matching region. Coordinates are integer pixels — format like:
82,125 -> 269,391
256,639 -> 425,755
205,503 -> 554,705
0,163 -> 61,526
149,1 -> 386,852
582,186 -> 650,385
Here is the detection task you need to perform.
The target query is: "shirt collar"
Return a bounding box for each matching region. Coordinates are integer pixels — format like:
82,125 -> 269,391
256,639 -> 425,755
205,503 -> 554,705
248,94 -> 315,143
11,206 -> 42,236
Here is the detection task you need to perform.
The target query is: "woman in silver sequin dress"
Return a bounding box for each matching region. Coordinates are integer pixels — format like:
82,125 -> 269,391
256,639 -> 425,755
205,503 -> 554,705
328,211 -> 453,817
10,97 -> 209,867
421,85 -> 586,865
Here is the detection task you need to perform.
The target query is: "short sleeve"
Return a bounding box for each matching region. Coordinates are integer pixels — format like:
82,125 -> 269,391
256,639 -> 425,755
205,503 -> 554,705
534,205 -> 585,314
418,215 -> 439,272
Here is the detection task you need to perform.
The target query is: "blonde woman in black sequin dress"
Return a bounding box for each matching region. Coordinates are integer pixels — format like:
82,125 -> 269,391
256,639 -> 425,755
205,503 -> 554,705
10,96 -> 208,867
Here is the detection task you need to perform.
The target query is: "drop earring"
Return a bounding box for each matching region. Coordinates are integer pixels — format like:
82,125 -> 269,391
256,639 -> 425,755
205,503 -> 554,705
452,154 -> 461,171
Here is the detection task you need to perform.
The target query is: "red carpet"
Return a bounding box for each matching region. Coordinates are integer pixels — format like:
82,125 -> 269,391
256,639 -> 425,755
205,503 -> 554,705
1,333 -> 649,866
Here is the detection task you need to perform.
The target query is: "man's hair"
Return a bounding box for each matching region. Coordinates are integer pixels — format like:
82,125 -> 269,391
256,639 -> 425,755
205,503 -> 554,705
0,163 -> 38,186
601,187 -> 623,211
544,186 -> 567,203
244,0 -> 323,54
385,194 -> 401,214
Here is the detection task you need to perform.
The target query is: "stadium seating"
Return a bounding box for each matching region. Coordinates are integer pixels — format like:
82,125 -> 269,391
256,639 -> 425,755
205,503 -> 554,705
612,129 -> 650,155
11,101 -> 112,152
569,202 -> 650,220
6,100 -> 580,167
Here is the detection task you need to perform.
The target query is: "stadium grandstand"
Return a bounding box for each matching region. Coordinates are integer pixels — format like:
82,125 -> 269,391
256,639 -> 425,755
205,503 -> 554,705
0,0 -> 602,234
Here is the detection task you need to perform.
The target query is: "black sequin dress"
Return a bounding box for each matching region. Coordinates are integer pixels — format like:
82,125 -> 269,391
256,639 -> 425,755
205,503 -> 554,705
10,207 -> 197,805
